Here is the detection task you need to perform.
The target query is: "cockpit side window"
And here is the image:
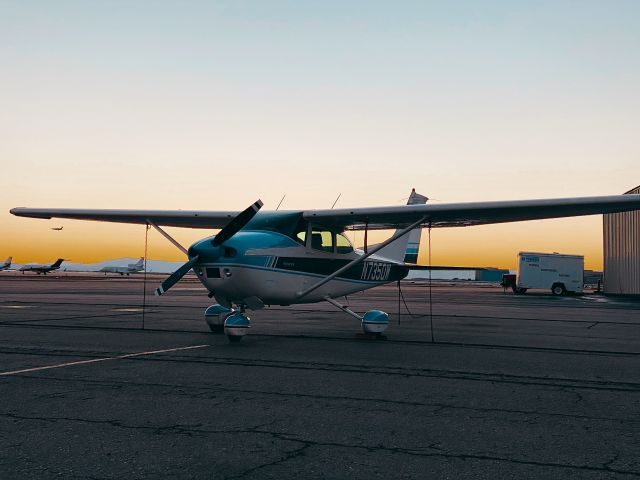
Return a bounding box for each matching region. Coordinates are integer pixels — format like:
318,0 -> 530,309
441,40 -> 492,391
335,233 -> 354,254
310,229 -> 334,253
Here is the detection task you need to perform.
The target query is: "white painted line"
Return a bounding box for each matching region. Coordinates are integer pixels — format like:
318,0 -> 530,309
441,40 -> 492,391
0,344 -> 210,377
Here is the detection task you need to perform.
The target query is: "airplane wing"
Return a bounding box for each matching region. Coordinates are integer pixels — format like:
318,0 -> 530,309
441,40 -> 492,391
9,208 -> 242,229
10,194 -> 640,231
302,194 -> 640,230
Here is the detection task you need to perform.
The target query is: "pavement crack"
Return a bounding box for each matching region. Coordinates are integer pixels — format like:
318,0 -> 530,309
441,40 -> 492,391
225,443 -> 311,479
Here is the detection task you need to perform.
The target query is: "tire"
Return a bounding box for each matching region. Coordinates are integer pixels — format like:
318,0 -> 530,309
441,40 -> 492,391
551,284 -> 566,296
227,335 -> 242,343
208,324 -> 225,334
513,287 -> 527,294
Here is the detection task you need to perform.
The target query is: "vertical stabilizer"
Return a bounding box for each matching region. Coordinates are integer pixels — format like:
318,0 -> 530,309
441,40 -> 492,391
51,258 -> 64,269
130,257 -> 144,268
371,189 -> 428,263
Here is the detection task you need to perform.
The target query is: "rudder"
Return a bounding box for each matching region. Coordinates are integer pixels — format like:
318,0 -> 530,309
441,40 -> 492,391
372,189 -> 428,264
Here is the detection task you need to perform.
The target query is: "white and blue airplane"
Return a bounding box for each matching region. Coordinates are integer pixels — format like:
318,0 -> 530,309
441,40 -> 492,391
0,257 -> 12,271
18,258 -> 65,275
100,257 -> 145,276
11,189 -> 640,341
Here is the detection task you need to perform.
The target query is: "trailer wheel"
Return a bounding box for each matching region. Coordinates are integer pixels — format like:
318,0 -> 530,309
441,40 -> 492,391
551,283 -> 566,296
512,287 -> 527,294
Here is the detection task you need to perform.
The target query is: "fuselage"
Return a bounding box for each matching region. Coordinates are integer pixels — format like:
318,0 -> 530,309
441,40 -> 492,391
189,229 -> 409,306
19,265 -> 59,274
19,259 -> 64,274
100,264 -> 143,274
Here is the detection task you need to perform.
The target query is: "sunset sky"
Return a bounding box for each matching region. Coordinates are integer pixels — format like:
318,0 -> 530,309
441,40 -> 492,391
2,1 -> 639,270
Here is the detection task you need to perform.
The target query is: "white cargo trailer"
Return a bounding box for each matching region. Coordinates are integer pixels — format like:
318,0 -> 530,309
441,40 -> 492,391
514,252 -> 584,295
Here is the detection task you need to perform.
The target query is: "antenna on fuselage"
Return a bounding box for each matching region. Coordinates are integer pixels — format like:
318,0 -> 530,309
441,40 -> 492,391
331,193 -> 341,209
276,194 -> 286,211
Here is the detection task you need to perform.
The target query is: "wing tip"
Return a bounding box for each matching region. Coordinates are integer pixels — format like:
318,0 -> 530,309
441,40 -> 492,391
10,208 -> 52,219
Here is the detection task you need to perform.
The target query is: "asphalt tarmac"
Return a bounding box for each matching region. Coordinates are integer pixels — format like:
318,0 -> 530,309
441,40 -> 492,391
1,273 -> 639,479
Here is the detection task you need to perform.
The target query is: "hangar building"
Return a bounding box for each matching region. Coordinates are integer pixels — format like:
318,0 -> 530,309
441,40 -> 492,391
603,185 -> 640,295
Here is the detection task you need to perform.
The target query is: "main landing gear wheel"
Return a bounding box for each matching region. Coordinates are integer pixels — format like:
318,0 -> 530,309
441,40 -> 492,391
551,284 -> 566,296
224,312 -> 251,343
357,310 -> 389,340
205,304 -> 232,334
208,324 -> 225,334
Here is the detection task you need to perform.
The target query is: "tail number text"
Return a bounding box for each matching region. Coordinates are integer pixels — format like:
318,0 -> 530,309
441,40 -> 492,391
361,262 -> 391,281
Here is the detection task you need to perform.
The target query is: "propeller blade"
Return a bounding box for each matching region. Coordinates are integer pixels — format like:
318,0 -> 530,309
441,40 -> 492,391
212,199 -> 263,247
155,256 -> 199,296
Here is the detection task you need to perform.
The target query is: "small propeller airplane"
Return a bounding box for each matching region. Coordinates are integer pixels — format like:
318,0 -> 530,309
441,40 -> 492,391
11,189 -> 640,342
18,258 -> 65,275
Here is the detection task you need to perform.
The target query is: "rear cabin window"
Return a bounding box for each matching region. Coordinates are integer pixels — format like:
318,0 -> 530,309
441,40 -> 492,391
335,233 -> 353,254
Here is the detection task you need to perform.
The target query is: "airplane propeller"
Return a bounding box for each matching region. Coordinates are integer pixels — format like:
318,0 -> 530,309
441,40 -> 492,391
212,200 -> 264,247
155,199 -> 263,296
155,256 -> 199,296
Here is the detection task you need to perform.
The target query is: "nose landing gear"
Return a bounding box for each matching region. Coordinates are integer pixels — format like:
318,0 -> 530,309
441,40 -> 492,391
204,304 -> 251,343
223,311 -> 251,343
205,304 -> 231,334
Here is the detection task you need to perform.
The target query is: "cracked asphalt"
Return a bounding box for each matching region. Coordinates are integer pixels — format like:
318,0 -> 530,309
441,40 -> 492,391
1,273 -> 639,479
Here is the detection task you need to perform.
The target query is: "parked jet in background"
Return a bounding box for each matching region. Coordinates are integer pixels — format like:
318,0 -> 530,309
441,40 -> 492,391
100,257 -> 145,275
0,257 -> 12,271
19,258 -> 64,275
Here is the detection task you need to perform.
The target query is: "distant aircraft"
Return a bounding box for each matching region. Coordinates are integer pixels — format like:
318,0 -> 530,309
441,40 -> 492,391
19,258 -> 64,275
51,226 -> 63,231
10,188 -> 640,342
0,256 -> 12,271
100,257 -> 145,276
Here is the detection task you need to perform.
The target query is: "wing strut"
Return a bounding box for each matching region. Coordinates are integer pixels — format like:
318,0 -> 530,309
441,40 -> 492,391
147,220 -> 188,255
296,216 -> 426,299
364,221 -> 368,254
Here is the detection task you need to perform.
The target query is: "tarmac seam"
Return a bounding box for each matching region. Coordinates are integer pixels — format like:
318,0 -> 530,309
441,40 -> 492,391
4,352 -> 640,393
1,322 -> 640,357
6,373 -> 637,424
